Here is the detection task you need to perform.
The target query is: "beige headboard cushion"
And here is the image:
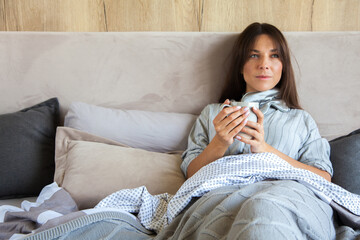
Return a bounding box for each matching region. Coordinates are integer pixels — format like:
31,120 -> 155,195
0,32 -> 359,140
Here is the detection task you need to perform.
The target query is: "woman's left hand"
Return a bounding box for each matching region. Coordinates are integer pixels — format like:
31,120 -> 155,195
237,107 -> 269,153
238,107 -> 332,181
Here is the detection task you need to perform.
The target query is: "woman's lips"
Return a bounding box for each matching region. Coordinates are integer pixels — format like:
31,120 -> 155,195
256,75 -> 271,79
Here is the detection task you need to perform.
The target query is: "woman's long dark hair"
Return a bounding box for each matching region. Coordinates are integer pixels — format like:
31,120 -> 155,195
219,22 -> 301,109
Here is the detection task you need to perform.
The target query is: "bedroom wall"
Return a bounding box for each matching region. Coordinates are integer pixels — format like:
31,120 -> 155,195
0,0 -> 359,32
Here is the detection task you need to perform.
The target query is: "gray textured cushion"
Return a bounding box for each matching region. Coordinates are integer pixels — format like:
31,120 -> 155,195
0,98 -> 60,199
330,129 -> 360,195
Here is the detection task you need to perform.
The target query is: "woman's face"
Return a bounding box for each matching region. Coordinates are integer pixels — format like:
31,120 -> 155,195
242,34 -> 283,93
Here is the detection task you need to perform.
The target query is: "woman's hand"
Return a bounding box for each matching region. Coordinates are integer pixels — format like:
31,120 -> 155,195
238,107 -> 331,181
237,106 -> 270,153
212,99 -> 250,148
187,100 -> 250,178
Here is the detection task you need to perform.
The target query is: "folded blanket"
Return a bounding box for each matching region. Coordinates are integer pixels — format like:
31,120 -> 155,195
96,152 -> 360,233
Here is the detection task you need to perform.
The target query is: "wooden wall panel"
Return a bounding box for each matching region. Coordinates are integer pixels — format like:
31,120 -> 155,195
44,0 -> 106,32
4,0 -> 45,31
0,0 -> 5,31
312,0 -> 360,31
104,0 -> 199,31
4,0 -> 106,31
200,0 -> 314,32
0,0 -> 359,32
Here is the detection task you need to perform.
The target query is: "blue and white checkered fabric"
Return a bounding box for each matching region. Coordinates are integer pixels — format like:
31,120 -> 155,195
96,152 -> 360,233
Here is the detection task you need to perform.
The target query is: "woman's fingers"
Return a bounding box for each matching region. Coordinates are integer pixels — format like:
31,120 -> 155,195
231,106 -> 269,154
240,122 -> 261,140
225,110 -> 249,133
212,99 -> 230,123
237,107 -> 268,153
213,105 -> 251,145
214,105 -> 249,127
252,106 -> 263,125
213,105 -> 239,124
238,106 -> 263,139
231,116 -> 248,135
214,107 -> 246,133
244,120 -> 262,133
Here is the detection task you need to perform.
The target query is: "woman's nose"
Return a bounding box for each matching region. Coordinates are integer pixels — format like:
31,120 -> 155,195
259,57 -> 269,69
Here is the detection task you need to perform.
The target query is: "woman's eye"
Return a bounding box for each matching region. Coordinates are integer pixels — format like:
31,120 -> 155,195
250,54 -> 258,58
271,54 -> 280,58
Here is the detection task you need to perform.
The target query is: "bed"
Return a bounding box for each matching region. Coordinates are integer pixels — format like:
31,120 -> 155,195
0,32 -> 359,239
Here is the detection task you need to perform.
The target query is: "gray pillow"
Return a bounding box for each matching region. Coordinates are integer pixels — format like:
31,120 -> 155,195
329,129 -> 360,195
64,102 -> 197,153
0,98 -> 60,199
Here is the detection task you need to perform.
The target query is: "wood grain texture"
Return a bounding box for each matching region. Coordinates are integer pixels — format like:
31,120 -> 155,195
312,0 -> 360,31
200,0 -> 314,32
0,0 -> 5,31
0,0 -> 359,32
4,0 -> 45,31
45,0 -> 106,32
104,0 -> 199,31
3,0 -> 106,31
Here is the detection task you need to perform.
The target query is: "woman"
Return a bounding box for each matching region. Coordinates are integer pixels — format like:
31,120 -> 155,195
181,22 -> 332,181
180,23 -> 336,238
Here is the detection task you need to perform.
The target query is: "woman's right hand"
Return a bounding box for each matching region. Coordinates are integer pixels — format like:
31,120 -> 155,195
212,99 -> 250,147
187,100 -> 250,178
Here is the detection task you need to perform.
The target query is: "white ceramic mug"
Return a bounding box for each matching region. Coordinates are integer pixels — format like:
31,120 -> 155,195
221,101 -> 259,139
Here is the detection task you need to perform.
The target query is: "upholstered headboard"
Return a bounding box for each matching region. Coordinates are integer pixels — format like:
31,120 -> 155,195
0,32 -> 359,140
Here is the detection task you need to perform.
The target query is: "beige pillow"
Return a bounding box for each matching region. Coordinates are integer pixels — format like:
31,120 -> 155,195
54,127 -> 186,209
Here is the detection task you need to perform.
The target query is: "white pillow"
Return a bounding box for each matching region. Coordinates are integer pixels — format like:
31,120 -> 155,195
64,102 -> 197,153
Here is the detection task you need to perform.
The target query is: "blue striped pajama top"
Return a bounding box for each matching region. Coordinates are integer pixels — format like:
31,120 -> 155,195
181,89 -> 333,178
